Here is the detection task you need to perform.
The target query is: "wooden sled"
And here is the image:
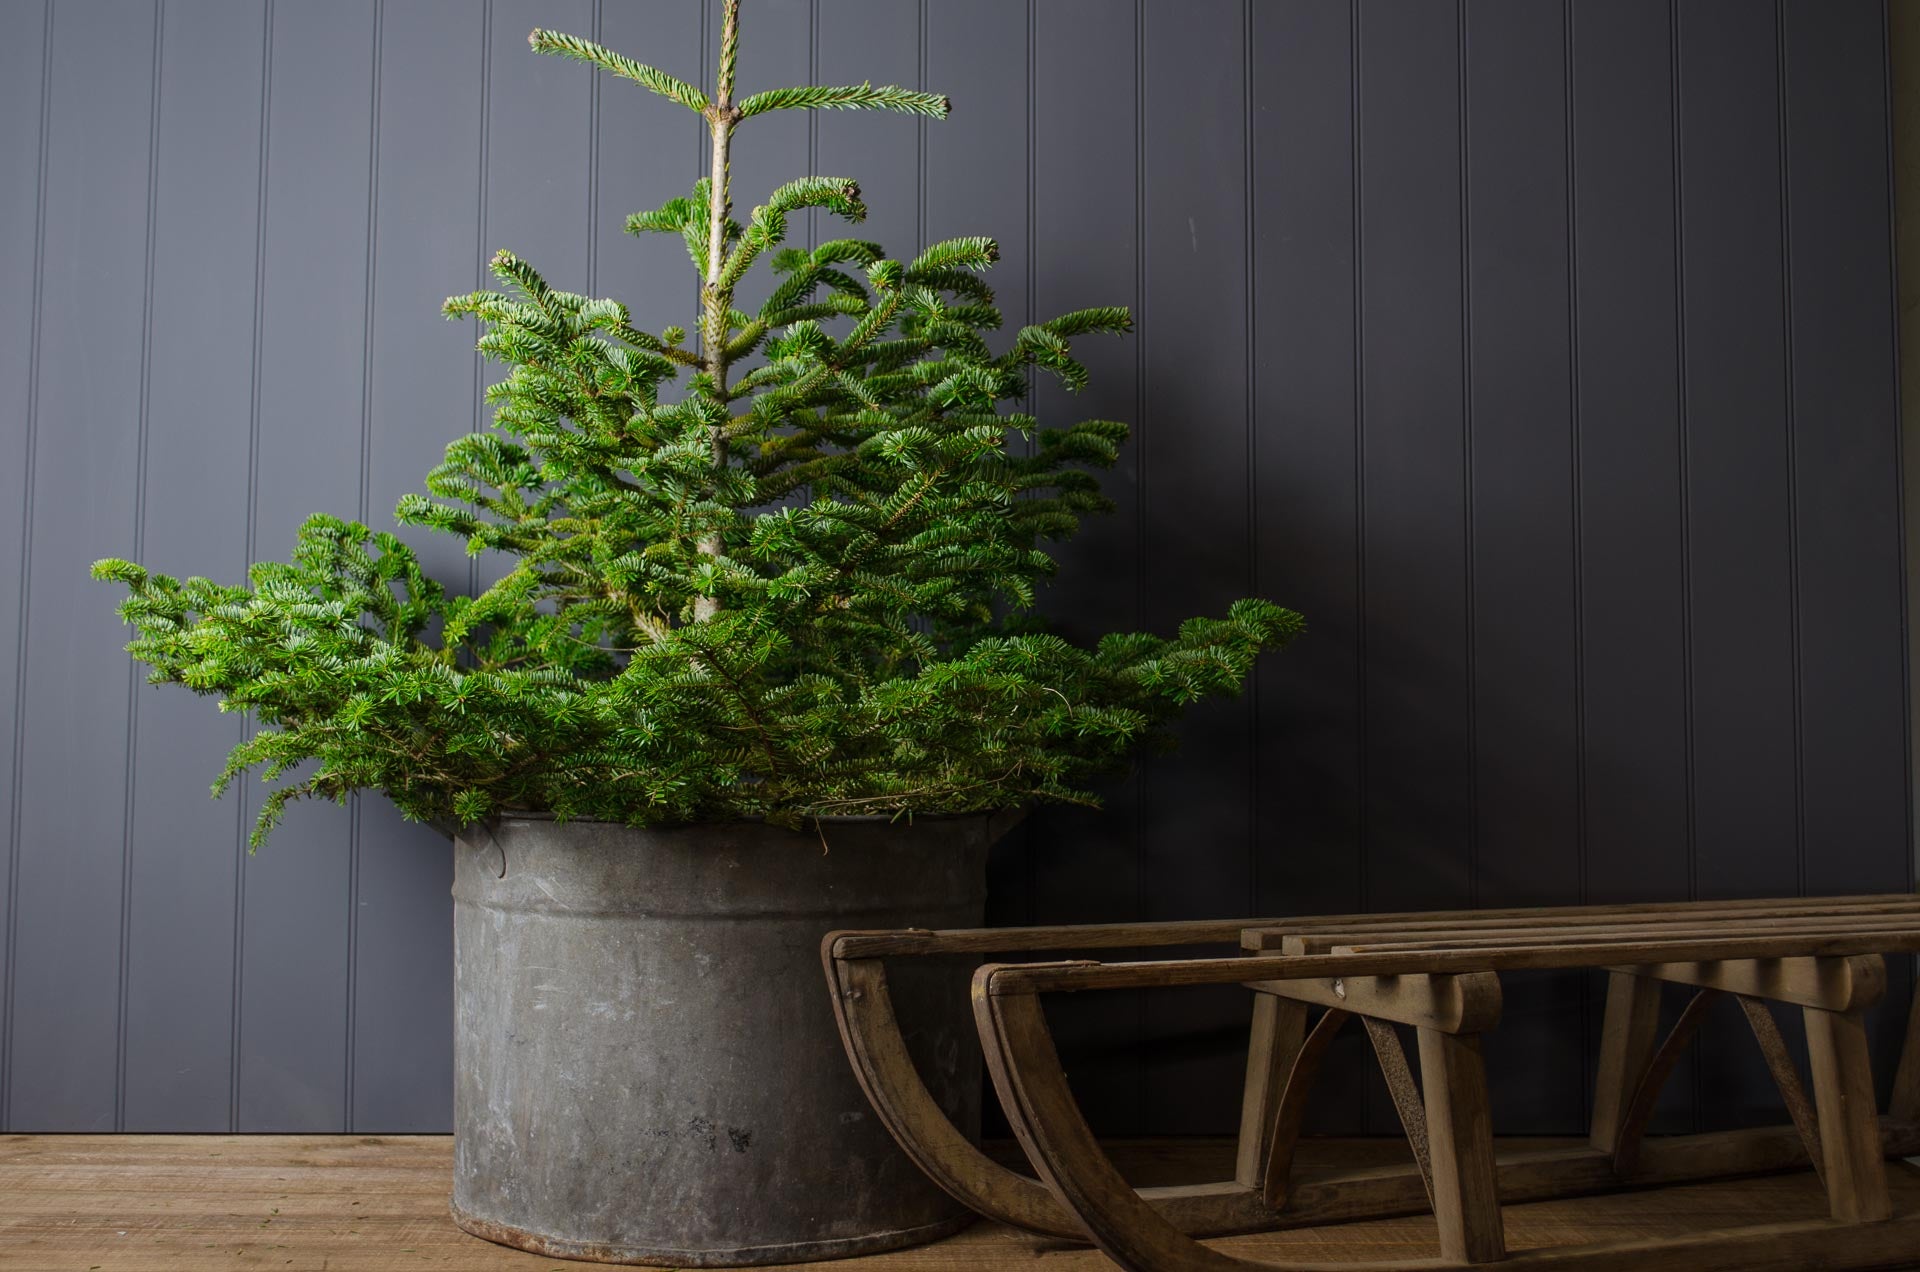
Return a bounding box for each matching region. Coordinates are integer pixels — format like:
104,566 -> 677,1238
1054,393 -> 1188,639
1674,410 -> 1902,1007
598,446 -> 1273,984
825,895 -> 1920,1267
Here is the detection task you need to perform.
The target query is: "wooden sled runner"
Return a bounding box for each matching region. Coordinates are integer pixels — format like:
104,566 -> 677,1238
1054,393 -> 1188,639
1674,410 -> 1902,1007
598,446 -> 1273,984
825,894 -> 1920,1268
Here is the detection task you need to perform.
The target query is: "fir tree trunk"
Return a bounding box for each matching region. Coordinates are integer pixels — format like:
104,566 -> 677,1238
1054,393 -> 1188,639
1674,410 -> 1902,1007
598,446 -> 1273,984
694,0 -> 740,623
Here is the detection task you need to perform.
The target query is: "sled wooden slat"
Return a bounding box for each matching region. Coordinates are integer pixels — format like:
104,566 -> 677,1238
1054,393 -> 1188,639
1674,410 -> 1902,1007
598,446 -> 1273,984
985,933 -> 1920,994
1237,895 -> 1920,952
830,893 -> 1920,960
825,892 -> 1920,1268
1271,913 -> 1920,957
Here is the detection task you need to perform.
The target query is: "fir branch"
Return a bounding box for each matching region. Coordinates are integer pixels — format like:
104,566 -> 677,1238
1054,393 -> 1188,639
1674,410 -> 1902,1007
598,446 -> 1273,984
907,236 -> 998,275
764,176 -> 867,223
736,82 -> 951,120
528,28 -> 710,113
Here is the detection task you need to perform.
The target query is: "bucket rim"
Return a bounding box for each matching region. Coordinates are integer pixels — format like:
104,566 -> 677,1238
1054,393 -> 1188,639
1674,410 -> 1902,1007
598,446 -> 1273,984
477,807 -> 1022,829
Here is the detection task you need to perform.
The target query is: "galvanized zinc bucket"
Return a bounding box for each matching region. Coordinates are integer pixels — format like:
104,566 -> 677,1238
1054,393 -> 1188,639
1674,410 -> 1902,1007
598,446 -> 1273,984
448,812 -> 997,1266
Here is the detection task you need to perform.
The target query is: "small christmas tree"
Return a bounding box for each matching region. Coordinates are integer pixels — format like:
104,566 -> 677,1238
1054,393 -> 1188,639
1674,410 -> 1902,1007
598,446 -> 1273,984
94,0 -> 1301,849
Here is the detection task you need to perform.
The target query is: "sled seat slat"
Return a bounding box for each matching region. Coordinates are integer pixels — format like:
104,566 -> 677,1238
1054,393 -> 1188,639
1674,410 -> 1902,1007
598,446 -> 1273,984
828,893 -> 1920,960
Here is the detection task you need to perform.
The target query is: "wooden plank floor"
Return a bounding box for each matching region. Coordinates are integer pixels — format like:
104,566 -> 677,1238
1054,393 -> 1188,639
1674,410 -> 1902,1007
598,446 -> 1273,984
3,1134 -> 1918,1270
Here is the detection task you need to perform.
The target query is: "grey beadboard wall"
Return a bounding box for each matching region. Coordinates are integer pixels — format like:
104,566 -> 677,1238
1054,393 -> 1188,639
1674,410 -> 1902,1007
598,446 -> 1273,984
0,0 -> 1910,1136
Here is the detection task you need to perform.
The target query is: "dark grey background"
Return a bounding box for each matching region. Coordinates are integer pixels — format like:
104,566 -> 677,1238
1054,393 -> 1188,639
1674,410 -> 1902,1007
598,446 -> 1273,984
0,0 -> 1908,1137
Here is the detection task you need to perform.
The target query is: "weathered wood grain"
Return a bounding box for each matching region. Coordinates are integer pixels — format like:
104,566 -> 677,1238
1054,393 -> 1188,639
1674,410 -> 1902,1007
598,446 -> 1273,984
6,1135 -> 1920,1270
1589,972 -> 1663,1154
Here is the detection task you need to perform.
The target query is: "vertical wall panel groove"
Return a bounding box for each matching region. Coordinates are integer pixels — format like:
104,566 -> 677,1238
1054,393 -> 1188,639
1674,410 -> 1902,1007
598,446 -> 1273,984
1354,0 -> 1473,1133
1563,0 -> 1593,1122
1571,0 -> 1694,1133
1028,0 -> 1146,1135
480,0 -> 593,608
343,0 -> 385,1132
1131,0 -> 1151,1131
125,0 -> 266,1133
1254,0 -> 1366,1135
0,0 -> 1907,1135
1670,0 -> 1704,1130
1458,0 -> 1479,917
1139,0 -> 1255,1136
1464,0 -> 1585,1133
1884,0 -> 1917,900
469,0 -> 493,604
237,0 -> 377,1131
1780,0 -> 1910,896
1350,0 -> 1378,1133
818,0 -> 918,271
1564,0 -> 1587,912
586,0 -> 602,291
1670,0 -> 1700,912
1677,1 -> 1798,894
115,0 -> 167,1134
9,0 -> 160,1131
924,0 -> 1033,946
1774,0 -> 1808,900
1243,0 -> 1260,912
0,0 -> 56,1131
231,0 -> 275,1133
1351,0 -> 1370,922
1779,0 -> 1910,1087
1357,0 -> 1471,921
595,0 -> 704,341
351,0 -> 490,1134
1679,0 -> 1806,1132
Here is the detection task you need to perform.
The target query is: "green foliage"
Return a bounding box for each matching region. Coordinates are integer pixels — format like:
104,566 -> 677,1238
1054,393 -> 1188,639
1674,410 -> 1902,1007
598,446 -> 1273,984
95,8 -> 1302,849
527,28 -> 710,113
737,82 -> 951,119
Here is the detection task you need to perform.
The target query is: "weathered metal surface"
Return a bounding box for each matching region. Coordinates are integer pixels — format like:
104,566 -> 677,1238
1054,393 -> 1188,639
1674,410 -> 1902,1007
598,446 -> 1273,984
450,813 -> 995,1266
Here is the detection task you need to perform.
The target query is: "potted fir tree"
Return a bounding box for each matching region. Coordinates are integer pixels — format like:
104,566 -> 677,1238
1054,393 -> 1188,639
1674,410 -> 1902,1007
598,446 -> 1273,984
94,4 -> 1299,1265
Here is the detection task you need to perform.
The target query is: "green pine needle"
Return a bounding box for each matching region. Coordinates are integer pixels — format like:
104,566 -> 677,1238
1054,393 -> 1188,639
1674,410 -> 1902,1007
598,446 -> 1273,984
736,82 -> 951,119
764,176 -> 867,222
528,28 -> 710,114
908,237 -> 999,275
